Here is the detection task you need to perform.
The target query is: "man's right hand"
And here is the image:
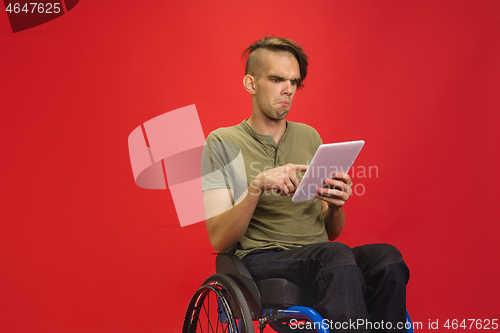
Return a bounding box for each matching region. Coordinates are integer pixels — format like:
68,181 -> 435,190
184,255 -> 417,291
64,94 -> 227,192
205,163 -> 308,253
252,163 -> 309,196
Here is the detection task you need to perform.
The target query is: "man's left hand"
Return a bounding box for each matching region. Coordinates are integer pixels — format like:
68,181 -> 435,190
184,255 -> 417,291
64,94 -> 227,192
315,172 -> 353,208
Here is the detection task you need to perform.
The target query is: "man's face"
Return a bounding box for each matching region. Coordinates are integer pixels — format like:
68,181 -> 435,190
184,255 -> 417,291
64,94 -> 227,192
253,50 -> 301,121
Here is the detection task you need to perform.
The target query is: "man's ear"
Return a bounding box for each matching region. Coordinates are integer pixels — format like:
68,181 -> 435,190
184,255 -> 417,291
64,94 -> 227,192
243,74 -> 256,95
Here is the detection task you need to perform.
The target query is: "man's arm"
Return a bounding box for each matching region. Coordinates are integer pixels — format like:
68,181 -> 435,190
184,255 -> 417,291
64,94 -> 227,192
204,183 -> 262,254
316,172 -> 352,240
205,164 -> 308,253
320,202 -> 346,241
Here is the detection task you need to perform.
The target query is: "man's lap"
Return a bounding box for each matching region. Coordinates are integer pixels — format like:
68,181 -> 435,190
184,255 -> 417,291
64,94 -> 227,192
241,241 -> 408,285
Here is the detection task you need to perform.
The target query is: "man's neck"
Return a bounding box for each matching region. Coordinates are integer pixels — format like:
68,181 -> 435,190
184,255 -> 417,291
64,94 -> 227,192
247,113 -> 287,144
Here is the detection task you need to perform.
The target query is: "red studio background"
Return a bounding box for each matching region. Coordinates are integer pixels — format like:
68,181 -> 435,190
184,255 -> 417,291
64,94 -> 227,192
1,1 -> 499,332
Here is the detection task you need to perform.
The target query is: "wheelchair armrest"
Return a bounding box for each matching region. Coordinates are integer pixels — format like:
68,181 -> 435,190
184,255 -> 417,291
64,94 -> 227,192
216,253 -> 262,320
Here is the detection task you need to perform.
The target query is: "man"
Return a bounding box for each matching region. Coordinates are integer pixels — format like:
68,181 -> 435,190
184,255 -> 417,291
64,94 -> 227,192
201,36 -> 409,332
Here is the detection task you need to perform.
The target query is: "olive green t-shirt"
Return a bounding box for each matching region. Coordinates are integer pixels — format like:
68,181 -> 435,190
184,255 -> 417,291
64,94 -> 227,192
202,120 -> 328,258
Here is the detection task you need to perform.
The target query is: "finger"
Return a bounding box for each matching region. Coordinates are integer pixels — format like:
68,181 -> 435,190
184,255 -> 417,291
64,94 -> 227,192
288,172 -> 300,190
278,182 -> 291,195
291,164 -> 309,173
333,172 -> 353,186
272,183 -> 284,193
318,188 -> 346,200
324,178 -> 349,193
318,188 -> 349,201
284,181 -> 295,194
315,194 -> 346,207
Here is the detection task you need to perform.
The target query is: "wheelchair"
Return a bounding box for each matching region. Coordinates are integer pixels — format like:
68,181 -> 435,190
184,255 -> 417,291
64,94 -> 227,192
183,253 -> 414,333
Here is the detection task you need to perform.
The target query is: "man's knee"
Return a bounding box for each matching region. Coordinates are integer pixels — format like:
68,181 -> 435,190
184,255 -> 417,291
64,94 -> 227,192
355,243 -> 402,259
303,242 -> 358,271
352,243 -> 409,280
382,262 -> 410,285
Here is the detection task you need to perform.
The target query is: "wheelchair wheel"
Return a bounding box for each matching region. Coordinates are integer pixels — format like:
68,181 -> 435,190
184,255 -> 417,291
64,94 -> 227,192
183,273 -> 254,333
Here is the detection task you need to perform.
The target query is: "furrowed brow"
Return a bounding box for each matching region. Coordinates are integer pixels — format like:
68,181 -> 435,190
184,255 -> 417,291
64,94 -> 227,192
268,75 -> 286,80
268,75 -> 301,82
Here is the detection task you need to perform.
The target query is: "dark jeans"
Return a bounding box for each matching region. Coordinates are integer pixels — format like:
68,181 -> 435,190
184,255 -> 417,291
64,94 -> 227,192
241,242 -> 410,333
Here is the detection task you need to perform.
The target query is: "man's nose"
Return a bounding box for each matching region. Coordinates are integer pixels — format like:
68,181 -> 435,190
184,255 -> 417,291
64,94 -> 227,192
282,80 -> 294,95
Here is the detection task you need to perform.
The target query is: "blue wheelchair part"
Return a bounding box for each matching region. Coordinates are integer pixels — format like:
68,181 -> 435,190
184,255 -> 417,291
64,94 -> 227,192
260,307 -> 413,333
262,306 -> 329,333
406,310 -> 414,333
217,298 -> 229,325
217,298 -> 240,333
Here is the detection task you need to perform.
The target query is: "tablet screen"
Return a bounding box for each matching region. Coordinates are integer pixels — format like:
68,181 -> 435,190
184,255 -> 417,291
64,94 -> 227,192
291,140 -> 365,202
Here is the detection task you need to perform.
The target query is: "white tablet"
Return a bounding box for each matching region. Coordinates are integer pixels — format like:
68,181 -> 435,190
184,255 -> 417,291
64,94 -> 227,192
291,140 -> 365,202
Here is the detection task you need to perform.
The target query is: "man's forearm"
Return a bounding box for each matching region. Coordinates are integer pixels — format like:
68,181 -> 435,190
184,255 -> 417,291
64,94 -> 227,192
324,206 -> 345,241
206,182 -> 263,253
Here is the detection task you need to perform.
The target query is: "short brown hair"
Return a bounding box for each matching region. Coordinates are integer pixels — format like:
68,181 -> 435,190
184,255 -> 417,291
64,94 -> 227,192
243,36 -> 309,88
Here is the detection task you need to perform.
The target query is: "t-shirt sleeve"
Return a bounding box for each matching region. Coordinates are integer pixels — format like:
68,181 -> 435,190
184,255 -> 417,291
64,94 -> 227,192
201,132 -> 233,191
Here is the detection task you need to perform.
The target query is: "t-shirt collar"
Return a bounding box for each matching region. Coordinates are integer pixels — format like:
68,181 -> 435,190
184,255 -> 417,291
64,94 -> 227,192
241,119 -> 289,144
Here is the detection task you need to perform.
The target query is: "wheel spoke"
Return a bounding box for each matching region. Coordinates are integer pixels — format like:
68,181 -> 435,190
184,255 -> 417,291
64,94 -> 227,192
197,304 -> 204,333
207,292 -> 210,333
202,299 -> 216,333
215,302 -> 220,333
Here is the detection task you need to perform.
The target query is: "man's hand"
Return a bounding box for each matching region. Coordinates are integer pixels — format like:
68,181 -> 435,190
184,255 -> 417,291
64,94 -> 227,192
252,163 -> 309,196
315,172 -> 353,208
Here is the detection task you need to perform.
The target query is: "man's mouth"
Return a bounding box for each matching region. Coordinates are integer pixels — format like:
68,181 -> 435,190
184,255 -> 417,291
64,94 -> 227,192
278,101 -> 290,107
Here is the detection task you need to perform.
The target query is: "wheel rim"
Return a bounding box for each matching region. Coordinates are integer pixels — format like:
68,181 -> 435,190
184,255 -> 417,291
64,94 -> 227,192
186,281 -> 238,333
